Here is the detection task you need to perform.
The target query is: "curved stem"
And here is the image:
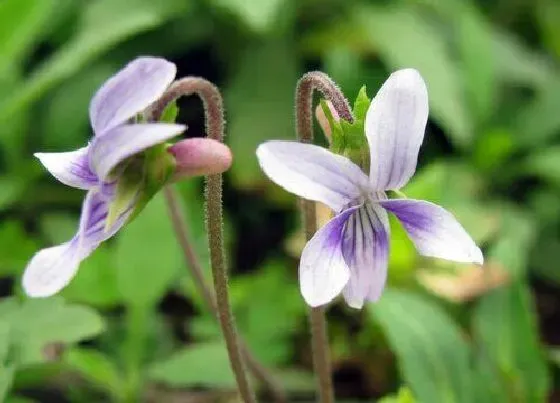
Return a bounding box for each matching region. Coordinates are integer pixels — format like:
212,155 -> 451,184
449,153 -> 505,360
149,78 -> 256,403
295,71 -> 353,403
163,186 -> 288,403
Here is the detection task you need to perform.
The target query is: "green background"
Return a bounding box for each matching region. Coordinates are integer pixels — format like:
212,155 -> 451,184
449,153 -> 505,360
0,0 -> 559,401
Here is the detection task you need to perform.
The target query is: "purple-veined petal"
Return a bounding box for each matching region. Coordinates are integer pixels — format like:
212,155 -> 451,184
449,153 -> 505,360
34,147 -> 98,189
22,191 -> 134,298
381,199 -> 483,264
365,69 -> 429,191
299,206 -> 359,307
89,57 -> 176,135
341,203 -> 390,309
257,141 -> 368,212
89,123 -> 185,181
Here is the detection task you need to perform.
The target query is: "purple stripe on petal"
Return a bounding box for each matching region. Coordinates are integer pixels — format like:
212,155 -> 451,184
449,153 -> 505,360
89,57 -> 176,135
381,199 -> 483,264
35,147 -> 98,190
341,202 -> 390,308
299,206 -> 359,307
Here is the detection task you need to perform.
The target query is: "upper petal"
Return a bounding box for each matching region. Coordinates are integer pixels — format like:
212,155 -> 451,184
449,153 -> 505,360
89,57 -> 176,135
341,203 -> 390,309
257,141 -> 368,212
35,147 -> 98,189
365,69 -> 429,190
381,199 -> 483,264
89,123 -> 185,181
22,191 -> 133,298
299,207 -> 358,307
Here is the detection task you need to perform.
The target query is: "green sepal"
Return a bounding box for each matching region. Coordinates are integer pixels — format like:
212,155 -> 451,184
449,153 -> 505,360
320,99 -> 345,153
160,101 -> 178,124
324,86 -> 372,171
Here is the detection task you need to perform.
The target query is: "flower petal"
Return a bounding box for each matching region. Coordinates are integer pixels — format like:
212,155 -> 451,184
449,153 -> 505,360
257,141 -> 368,212
381,199 -> 483,264
22,240 -> 81,298
341,203 -> 390,308
299,207 -> 358,307
89,57 -> 176,135
168,138 -> 233,179
22,191 -> 133,298
34,147 -> 98,189
90,123 -> 185,181
365,69 -> 429,190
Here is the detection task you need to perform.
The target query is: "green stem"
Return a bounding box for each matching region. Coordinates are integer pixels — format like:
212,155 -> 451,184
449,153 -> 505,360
148,78 -> 256,403
163,186 -> 287,403
295,71 -> 354,403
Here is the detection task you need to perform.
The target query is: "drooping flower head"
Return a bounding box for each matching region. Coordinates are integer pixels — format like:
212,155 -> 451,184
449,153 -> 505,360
257,69 -> 483,308
24,57 -> 231,297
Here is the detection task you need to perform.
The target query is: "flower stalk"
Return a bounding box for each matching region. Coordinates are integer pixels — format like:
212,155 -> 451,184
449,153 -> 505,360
163,186 -> 287,402
295,71 -> 354,403
148,78 -> 256,403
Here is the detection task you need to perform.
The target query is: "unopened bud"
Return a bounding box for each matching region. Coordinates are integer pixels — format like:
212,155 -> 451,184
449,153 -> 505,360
315,101 -> 339,143
168,138 -> 232,180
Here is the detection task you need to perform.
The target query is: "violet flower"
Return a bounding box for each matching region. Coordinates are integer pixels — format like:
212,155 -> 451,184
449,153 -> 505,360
24,57 -> 189,298
257,69 -> 483,308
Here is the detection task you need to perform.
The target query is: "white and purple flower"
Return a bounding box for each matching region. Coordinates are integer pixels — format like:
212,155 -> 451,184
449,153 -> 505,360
23,57 -> 232,298
257,69 -> 483,308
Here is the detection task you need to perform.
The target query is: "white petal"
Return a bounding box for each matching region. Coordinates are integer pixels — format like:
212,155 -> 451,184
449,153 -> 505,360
89,57 -> 176,135
89,123 -> 185,181
365,69 -> 429,190
257,141 -> 368,212
22,240 -> 81,298
299,207 -> 358,307
341,203 -> 390,308
381,199 -> 483,264
35,147 -> 98,189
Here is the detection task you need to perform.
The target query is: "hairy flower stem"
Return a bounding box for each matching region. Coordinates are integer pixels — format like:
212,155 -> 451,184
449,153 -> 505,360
163,186 -> 288,403
295,71 -> 354,403
149,78 -> 256,403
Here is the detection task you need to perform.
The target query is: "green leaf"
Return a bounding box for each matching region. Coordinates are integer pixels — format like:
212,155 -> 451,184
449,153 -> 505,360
226,41 -> 298,186
0,0 -> 54,74
370,288 -> 474,403
357,5 -> 472,147
0,221 -> 38,276
513,80 -> 560,148
61,248 -> 122,308
0,0 -> 184,121
486,208 -> 534,277
0,366 -> 14,402
456,7 -> 497,124
115,193 -> 182,307
212,0 -> 286,32
147,342 -> 236,388
523,145 -> 560,186
2,298 -> 105,365
472,282 -> 550,402
64,347 -> 123,399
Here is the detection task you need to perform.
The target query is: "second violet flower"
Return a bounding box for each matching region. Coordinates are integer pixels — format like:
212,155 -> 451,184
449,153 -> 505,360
257,69 -> 483,309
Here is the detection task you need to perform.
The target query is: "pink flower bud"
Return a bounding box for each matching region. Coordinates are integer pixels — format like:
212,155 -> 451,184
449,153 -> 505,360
168,138 -> 232,180
315,100 -> 340,143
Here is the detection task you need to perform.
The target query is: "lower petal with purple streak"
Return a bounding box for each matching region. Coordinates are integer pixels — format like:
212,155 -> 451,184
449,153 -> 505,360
299,206 -> 360,307
341,203 -> 391,308
381,199 -> 483,264
22,191 -> 134,298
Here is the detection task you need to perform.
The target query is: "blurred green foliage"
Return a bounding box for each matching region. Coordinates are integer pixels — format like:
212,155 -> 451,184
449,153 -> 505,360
1,0 -> 560,401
